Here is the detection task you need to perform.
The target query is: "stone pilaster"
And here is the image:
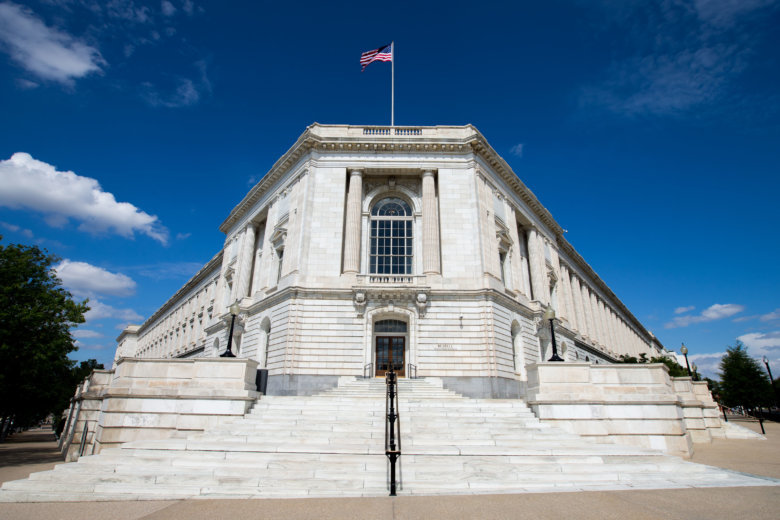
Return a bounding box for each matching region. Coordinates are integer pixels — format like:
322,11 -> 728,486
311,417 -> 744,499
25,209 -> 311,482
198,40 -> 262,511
343,170 -> 363,274
235,224 -> 256,300
422,170 -> 441,274
506,206 -> 525,295
527,228 -> 546,303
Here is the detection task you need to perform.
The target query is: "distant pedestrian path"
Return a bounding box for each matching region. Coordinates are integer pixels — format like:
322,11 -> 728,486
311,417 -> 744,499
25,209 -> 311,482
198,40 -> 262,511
0,428 -> 63,484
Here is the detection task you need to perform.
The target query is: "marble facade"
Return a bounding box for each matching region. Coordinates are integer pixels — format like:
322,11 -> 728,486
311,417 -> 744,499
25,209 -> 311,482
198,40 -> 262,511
116,124 -> 671,398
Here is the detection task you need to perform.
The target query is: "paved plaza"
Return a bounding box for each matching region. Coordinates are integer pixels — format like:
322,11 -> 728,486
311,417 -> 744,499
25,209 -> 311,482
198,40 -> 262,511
0,420 -> 777,519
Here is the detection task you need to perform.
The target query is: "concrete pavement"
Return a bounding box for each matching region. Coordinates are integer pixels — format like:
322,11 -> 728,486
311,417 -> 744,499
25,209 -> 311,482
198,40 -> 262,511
0,421 -> 778,519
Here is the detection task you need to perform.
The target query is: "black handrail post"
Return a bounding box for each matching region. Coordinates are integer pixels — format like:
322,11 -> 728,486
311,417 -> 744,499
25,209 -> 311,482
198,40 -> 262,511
386,367 -> 400,496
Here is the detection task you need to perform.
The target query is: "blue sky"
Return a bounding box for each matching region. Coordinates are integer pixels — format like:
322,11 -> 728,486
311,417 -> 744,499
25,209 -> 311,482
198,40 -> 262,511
0,0 -> 778,377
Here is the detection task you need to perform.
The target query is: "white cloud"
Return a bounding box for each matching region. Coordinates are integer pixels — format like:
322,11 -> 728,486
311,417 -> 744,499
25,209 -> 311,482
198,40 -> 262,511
674,305 -> 695,314
0,152 -> 169,244
737,331 -> 780,353
509,143 -> 524,157
760,308 -> 780,322
56,260 -> 136,298
72,329 -> 104,339
161,1 -> 176,16
0,2 -> 105,85
175,232 -> 191,240
85,299 -> 143,323
665,303 -> 744,328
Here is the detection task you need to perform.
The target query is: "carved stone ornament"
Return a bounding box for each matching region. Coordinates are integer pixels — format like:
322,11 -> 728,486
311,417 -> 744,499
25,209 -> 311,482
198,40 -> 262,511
354,291 -> 367,317
415,292 -> 428,317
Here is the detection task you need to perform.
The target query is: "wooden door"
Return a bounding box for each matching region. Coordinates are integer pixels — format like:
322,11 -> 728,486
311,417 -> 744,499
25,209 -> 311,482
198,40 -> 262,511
375,336 -> 405,377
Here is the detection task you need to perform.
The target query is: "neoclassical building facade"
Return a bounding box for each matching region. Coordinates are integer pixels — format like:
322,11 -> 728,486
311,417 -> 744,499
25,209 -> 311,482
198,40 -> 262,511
116,124 -> 667,397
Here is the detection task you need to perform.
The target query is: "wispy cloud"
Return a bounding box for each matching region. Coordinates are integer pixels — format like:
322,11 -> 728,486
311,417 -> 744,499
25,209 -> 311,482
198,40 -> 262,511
0,152 -> 169,244
674,305 -> 695,314
132,261 -> 203,281
579,0 -> 779,117
56,260 -> 136,298
84,299 -> 143,323
732,307 -> 780,323
665,303 -> 744,328
71,329 -> 104,339
141,59 -> 211,108
0,2 -> 105,86
509,143 -> 524,157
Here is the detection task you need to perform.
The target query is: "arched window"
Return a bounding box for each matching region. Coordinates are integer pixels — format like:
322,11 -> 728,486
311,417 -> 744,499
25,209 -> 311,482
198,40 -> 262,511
370,197 -> 413,275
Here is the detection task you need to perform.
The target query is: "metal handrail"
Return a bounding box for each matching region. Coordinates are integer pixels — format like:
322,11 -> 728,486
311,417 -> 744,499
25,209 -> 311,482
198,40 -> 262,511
407,363 -> 417,379
363,363 -> 373,379
78,421 -> 89,457
385,369 -> 401,495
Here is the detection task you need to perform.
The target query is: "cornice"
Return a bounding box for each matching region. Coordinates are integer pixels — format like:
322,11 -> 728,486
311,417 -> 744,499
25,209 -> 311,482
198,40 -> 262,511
219,124 -> 563,238
137,251 -> 223,336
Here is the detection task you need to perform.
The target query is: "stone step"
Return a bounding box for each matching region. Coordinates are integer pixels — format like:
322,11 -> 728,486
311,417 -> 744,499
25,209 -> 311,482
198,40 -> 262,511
1,376 -> 776,502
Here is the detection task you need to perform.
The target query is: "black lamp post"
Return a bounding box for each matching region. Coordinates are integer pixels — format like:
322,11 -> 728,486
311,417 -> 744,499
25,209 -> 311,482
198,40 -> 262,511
220,302 -> 241,358
681,343 -> 692,377
764,356 -> 777,407
691,362 -> 698,382
544,306 -> 564,362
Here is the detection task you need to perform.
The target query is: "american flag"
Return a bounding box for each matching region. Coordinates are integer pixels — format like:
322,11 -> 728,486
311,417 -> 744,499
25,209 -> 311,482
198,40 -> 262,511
360,43 -> 392,71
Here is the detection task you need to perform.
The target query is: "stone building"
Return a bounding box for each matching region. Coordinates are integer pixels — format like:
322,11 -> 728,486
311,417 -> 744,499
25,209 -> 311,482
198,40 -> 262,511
116,124 -> 668,398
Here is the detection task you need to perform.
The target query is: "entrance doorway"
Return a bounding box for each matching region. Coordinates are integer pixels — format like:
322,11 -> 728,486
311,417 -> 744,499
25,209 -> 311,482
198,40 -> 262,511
376,336 -> 405,377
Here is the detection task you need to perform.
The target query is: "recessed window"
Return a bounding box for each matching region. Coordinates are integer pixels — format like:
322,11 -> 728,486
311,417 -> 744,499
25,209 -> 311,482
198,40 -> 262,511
374,319 -> 407,333
370,198 -> 413,275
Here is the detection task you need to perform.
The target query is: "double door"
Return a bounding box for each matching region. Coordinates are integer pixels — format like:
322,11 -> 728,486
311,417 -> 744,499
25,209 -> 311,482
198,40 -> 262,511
375,336 -> 405,377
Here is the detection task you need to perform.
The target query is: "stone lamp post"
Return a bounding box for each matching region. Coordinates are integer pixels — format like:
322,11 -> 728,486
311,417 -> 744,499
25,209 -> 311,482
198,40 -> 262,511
544,306 -> 564,362
220,302 -> 241,358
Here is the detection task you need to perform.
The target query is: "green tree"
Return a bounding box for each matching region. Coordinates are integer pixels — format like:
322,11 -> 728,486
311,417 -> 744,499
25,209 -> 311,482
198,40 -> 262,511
618,353 -> 689,377
0,237 -> 89,430
718,341 -> 772,411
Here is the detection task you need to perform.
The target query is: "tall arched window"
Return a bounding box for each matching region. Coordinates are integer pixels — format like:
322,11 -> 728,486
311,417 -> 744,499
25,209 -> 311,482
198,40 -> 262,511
370,197 -> 413,275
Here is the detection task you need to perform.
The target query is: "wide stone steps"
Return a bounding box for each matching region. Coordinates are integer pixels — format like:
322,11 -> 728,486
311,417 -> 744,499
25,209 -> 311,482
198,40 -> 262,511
1,376 -> 777,501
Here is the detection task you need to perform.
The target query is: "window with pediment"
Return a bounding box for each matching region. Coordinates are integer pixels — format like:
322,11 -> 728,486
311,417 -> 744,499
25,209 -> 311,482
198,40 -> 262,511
369,197 -> 413,275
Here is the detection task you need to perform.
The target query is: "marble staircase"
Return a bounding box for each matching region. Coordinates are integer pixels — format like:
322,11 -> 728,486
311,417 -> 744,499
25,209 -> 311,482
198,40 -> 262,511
0,377 -> 776,501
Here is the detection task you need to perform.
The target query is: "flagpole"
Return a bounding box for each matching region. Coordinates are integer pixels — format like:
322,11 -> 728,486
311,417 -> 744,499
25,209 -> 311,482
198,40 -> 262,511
391,41 -> 394,127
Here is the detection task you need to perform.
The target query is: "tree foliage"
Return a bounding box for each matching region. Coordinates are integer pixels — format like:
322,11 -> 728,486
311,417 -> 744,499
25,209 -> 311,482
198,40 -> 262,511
618,354 -> 690,377
718,341 -> 772,410
0,237 -> 89,427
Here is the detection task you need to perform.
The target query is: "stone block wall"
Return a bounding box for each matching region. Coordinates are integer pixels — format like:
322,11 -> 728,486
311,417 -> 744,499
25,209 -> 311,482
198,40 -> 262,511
59,370 -> 113,461
526,363 -> 726,457
62,358 -> 261,458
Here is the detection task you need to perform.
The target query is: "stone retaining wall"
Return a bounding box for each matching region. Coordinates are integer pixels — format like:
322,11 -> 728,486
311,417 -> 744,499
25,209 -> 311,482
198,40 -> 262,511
526,362 -> 725,457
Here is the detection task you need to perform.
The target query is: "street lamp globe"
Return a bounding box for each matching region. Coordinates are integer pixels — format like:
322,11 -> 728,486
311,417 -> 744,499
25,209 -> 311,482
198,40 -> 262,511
229,302 -> 241,316
680,344 -> 688,355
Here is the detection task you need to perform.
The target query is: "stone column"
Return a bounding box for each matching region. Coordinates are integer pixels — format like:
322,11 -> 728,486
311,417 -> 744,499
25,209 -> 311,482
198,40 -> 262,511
527,228 -> 546,303
561,266 -> 578,332
589,291 -> 603,346
235,224 -> 256,299
213,240 -> 233,316
422,170 -> 441,274
571,274 -> 585,336
343,170 -> 363,274
580,283 -> 594,340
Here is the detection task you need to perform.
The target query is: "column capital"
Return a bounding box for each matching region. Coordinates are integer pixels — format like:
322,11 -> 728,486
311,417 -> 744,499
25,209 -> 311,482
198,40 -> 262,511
421,169 -> 436,178
348,169 -> 363,177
